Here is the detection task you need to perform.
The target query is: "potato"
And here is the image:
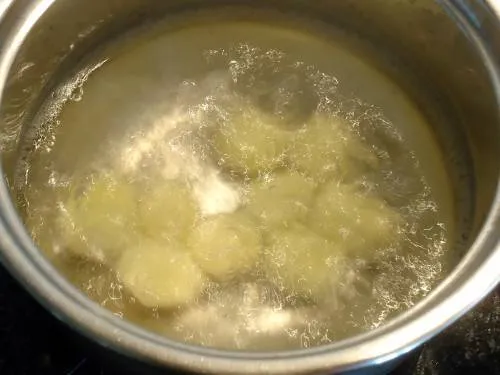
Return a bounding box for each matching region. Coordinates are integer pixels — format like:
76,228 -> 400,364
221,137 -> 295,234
187,212 -> 262,280
63,175 -> 138,264
117,241 -> 206,308
211,106 -> 292,175
138,179 -> 198,242
310,182 -> 400,258
289,115 -> 378,181
246,171 -> 316,227
264,223 -> 346,300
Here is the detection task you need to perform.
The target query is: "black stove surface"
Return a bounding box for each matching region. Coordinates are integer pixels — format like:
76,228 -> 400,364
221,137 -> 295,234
0,264 -> 498,375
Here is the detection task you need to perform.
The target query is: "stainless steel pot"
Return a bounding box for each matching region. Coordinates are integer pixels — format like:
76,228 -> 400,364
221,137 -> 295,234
0,0 -> 498,374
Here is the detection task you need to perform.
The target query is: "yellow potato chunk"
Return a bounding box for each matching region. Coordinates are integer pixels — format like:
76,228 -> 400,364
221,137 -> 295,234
187,212 -> 262,280
212,106 -> 292,175
289,115 -> 378,181
265,224 -> 346,300
117,241 -> 206,308
310,182 -> 401,258
62,175 -> 138,264
138,180 -> 198,242
246,171 -> 316,227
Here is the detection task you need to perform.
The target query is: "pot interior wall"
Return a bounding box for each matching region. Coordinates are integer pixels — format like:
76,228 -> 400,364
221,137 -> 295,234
1,0 -> 499,264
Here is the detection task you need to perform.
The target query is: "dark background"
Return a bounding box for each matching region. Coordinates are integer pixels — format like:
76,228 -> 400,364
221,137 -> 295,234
0,264 -> 498,375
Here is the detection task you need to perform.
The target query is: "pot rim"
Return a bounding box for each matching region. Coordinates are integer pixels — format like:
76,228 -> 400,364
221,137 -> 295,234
0,0 -> 499,374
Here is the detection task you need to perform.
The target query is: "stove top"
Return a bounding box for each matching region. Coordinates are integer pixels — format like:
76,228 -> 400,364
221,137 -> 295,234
0,264 -> 498,375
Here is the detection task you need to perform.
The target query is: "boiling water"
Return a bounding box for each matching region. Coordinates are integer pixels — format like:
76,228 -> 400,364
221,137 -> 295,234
17,13 -> 453,351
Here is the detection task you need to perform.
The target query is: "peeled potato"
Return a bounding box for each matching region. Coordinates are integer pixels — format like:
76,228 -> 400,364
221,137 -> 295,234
264,223 -> 346,300
289,115 -> 378,181
117,241 -> 206,308
187,212 -> 262,280
310,182 -> 400,258
63,175 -> 138,264
246,171 -> 316,227
138,179 -> 198,242
212,106 -> 291,175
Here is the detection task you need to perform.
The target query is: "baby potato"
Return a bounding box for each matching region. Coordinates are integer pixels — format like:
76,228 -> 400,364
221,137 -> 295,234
63,175 -> 138,264
187,212 -> 262,280
117,241 -> 206,308
264,223 -> 346,300
289,115 -> 378,182
310,182 -> 401,258
246,171 -> 316,227
212,106 -> 292,176
138,179 -> 198,242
